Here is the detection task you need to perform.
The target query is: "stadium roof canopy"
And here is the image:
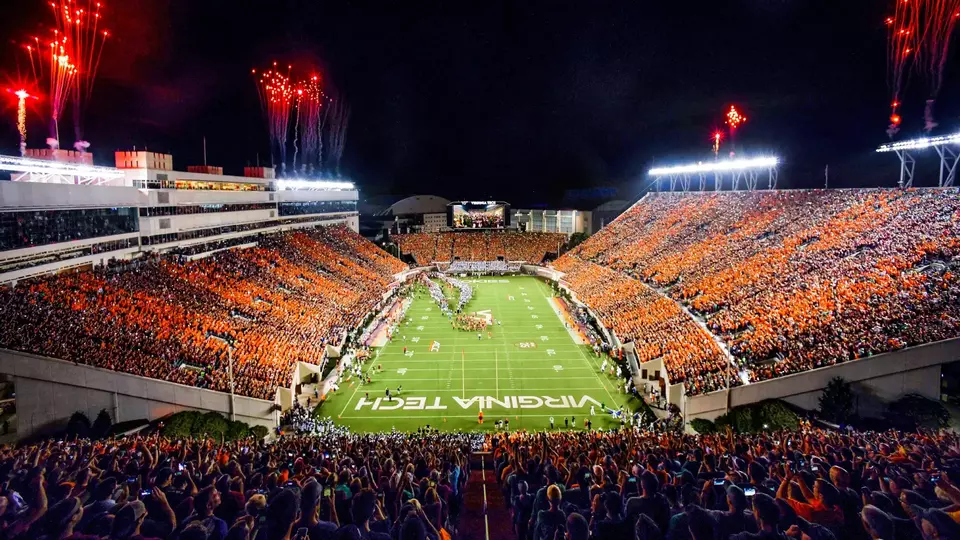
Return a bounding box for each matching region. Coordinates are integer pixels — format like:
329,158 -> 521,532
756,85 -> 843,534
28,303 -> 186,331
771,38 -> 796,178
376,195 -> 451,217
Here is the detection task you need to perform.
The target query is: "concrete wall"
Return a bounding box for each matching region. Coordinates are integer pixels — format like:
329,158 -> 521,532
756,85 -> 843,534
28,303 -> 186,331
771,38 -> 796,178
277,190 -> 359,203
0,349 -> 277,440
0,181 -> 147,209
684,338 -> 960,423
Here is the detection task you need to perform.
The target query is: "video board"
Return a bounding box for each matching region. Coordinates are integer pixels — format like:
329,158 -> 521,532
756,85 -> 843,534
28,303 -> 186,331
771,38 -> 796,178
449,201 -> 510,229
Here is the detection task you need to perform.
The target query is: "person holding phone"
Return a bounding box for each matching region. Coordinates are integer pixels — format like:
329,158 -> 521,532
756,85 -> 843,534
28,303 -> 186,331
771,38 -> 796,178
292,479 -> 338,539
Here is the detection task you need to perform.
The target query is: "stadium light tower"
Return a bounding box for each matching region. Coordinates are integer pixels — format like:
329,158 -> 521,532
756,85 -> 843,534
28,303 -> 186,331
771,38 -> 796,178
647,156 -> 779,192
876,132 -> 960,188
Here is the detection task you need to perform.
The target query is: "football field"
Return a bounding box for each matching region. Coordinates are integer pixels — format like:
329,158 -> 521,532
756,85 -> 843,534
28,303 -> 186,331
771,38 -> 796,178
321,275 -> 632,432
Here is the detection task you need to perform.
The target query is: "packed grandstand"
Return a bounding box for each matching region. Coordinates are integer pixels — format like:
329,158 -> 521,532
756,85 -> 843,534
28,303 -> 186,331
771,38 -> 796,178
0,189 -> 959,540
0,225 -> 406,400
555,188 -> 960,395
395,231 -> 567,265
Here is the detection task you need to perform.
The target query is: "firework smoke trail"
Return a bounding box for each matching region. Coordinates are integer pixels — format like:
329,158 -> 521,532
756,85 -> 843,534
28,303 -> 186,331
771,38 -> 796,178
885,0 -> 919,136
6,89 -> 37,156
253,63 -> 294,174
292,89 -> 302,174
31,36 -> 78,147
296,75 -> 324,175
918,0 -> 960,131
48,0 -> 110,148
327,95 -> 351,177
317,97 -> 330,174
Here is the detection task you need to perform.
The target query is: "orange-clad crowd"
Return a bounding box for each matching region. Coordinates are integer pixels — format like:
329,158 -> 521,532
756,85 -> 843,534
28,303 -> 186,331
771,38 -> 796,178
554,257 -> 731,395
452,231 -> 491,260
0,225 -> 406,399
556,189 -> 960,394
395,232 -> 437,264
395,231 -> 567,264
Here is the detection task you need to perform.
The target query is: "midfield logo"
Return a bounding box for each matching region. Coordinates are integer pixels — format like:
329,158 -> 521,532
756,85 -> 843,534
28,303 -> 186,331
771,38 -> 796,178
354,395 -> 602,411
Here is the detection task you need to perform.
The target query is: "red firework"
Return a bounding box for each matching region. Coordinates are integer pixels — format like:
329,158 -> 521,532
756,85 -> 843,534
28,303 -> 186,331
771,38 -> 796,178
253,63 -> 295,173
726,106 -> 746,133
885,0 -> 960,133
294,74 -> 328,175
25,0 -> 110,146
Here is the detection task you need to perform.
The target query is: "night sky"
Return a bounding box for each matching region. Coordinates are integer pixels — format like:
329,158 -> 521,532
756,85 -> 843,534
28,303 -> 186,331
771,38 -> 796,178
3,0 -> 959,207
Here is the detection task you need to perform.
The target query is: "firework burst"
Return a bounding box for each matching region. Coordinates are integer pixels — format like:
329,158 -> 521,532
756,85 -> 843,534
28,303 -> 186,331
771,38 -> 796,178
254,63 -> 295,174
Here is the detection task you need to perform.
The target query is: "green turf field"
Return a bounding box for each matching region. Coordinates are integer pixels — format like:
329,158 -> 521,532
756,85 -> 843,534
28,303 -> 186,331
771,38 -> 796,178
321,275 -> 632,432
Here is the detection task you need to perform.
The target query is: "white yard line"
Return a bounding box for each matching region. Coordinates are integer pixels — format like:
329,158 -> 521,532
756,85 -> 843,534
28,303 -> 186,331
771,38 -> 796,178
536,278 -> 621,406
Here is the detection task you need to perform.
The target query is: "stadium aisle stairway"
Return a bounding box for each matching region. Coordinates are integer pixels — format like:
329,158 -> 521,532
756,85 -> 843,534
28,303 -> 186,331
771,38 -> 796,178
461,455 -> 511,540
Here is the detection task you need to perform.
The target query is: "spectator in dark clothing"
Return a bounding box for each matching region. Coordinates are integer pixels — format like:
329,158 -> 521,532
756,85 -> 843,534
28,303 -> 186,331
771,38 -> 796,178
860,505 -> 894,540
259,489 -> 300,540
532,485 -> 565,540
635,514 -> 663,540
627,471 -> 671,534
338,488 -> 389,540
512,482 -> 533,540
565,512 -> 589,540
292,480 -> 338,540
180,486 -> 227,540
732,493 -> 784,540
37,497 -> 95,540
595,492 -> 631,538
77,478 -> 118,534
703,486 -> 757,537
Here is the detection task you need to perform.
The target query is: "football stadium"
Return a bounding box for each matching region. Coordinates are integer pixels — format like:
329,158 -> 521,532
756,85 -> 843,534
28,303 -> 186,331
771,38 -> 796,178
2,2 -> 960,540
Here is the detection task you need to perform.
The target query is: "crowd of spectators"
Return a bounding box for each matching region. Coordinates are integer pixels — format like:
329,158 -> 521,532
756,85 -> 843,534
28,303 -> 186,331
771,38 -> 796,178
4,421 -> 960,540
395,232 -> 567,265
446,261 -> 520,274
395,234 -> 437,266
557,189 -> 960,393
0,428 -> 478,540
500,232 -> 567,263
554,257 -> 731,395
452,233 -> 491,262
0,225 -> 406,400
495,427 -> 960,540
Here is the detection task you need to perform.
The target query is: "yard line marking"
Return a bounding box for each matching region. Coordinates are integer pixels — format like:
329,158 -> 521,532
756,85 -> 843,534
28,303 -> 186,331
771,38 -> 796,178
337,375 -> 364,418
339,413 -> 602,419
347,376 -> 598,382
461,348 -> 466,398
387,366 -> 598,372
495,349 -> 499,399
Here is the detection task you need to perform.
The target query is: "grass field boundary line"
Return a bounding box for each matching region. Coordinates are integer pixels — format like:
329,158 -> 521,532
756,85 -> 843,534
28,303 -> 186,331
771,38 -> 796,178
347,376 -> 600,382
575,344 -> 621,404
374,355 -> 586,362
391,366 -> 597,372
340,387 -> 608,393
540,287 -> 622,406
338,413 -> 612,419
337,374 -> 365,418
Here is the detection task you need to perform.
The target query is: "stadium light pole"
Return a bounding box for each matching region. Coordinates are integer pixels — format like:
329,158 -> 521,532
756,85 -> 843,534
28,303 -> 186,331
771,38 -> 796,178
207,333 -> 236,421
